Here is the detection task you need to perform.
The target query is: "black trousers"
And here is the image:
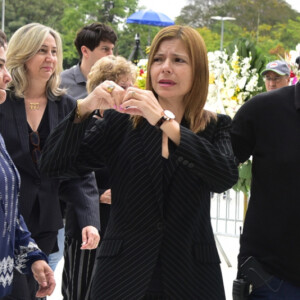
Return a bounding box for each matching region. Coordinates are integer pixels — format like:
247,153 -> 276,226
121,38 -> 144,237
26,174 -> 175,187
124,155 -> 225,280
62,236 -> 98,300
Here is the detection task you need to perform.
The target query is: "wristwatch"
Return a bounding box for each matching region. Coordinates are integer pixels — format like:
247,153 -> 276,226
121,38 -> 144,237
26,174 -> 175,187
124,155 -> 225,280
155,110 -> 175,128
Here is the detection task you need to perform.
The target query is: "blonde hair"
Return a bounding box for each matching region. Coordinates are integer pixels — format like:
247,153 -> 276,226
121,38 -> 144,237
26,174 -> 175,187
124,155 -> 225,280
87,55 -> 136,93
133,25 -> 216,132
6,23 -> 64,98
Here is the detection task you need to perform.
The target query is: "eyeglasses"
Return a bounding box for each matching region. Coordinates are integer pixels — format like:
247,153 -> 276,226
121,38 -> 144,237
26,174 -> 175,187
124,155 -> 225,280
29,131 -> 41,163
263,76 -> 285,82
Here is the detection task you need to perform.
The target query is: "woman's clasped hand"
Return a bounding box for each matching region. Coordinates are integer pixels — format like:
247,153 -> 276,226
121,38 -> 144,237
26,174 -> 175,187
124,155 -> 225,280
79,80 -> 164,126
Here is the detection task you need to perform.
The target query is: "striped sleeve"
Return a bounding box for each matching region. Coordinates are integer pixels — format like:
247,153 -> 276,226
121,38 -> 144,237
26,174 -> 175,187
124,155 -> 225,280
173,114 -> 238,193
40,109 -> 93,178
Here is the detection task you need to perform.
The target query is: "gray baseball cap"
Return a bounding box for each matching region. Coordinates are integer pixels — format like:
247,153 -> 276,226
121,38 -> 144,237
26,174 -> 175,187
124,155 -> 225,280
261,60 -> 290,76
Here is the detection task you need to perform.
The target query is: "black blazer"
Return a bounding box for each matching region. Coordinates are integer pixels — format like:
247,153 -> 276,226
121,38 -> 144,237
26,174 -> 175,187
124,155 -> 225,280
40,109 -> 238,299
0,91 -> 100,254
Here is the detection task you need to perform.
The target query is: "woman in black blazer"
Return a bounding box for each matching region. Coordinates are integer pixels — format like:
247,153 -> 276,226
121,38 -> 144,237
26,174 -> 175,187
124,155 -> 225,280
41,25 -> 238,300
0,23 -> 100,299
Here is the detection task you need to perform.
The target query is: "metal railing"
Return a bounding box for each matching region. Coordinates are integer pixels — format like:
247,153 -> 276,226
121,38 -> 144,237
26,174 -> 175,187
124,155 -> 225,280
211,189 -> 245,237
211,189 -> 247,267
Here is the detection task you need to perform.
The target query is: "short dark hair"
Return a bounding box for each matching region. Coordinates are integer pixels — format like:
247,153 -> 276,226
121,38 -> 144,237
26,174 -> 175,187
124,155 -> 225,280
74,23 -> 117,60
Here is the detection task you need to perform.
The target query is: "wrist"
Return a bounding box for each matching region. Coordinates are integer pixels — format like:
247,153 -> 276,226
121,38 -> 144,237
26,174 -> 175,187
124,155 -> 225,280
155,110 -> 176,129
76,99 -> 84,120
76,99 -> 91,121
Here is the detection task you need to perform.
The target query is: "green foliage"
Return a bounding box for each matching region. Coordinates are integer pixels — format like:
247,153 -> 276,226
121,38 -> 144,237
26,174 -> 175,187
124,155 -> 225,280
197,27 -> 220,52
2,0 -> 162,67
3,0 -> 300,71
175,0 -> 224,27
276,17 -> 300,49
59,3 -> 85,68
57,0 -> 139,68
4,0 -> 65,38
226,38 -> 266,73
179,0 -> 300,65
232,160 -> 252,197
117,24 -> 160,62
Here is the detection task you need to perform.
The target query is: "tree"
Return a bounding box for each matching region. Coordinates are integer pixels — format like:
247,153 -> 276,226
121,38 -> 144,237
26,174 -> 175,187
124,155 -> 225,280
219,0 -> 298,33
119,24 -> 160,62
58,0 -> 139,68
4,0 -> 65,38
2,0 -> 154,67
177,0 -> 299,33
197,27 -> 220,52
254,17 -> 300,60
176,0 -> 225,27
176,0 -> 300,65
277,17 -> 300,50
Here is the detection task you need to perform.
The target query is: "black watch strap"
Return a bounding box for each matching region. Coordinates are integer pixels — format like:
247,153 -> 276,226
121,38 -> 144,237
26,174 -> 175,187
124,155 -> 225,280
155,116 -> 167,128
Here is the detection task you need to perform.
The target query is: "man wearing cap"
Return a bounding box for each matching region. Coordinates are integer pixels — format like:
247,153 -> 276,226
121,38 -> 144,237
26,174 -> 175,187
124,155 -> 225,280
261,60 -> 290,91
231,63 -> 300,297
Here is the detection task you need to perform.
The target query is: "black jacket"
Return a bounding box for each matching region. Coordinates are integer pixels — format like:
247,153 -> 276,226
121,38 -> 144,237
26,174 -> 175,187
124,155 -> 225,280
231,82 -> 300,287
40,109 -> 238,299
0,91 -> 100,253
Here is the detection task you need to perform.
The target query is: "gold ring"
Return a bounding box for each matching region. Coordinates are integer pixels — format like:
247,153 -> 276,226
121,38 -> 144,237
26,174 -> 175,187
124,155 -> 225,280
131,91 -> 136,97
107,84 -> 115,93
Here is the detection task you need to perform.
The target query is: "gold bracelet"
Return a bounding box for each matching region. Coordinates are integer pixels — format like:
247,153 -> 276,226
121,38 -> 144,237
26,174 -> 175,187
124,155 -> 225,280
76,99 -> 83,120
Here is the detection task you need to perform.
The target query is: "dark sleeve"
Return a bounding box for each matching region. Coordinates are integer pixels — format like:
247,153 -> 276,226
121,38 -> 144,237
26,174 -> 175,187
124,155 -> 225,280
40,109 -> 127,178
59,172 -> 100,231
40,108 -> 101,177
230,99 -> 256,163
172,114 -> 238,193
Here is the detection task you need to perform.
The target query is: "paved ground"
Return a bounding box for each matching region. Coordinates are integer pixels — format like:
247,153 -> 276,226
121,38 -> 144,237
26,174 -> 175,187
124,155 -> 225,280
218,235 -> 240,300
48,257 -> 64,300
49,235 -> 239,300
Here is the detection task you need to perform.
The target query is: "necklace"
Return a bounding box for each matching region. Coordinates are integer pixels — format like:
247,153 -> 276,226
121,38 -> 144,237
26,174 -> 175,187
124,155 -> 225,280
29,102 -> 40,110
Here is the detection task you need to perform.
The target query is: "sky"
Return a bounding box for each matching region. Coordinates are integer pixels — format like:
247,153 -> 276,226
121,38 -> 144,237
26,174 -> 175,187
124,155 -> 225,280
139,0 -> 300,20
138,0 -> 186,20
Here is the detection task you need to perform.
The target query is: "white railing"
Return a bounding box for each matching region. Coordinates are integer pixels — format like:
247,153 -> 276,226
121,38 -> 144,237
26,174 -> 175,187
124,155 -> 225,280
211,190 -> 247,267
211,189 -> 245,237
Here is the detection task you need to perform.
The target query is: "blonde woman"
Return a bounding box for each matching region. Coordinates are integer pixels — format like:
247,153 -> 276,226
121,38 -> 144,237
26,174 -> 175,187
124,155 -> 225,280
0,32 -> 55,300
0,23 -> 100,299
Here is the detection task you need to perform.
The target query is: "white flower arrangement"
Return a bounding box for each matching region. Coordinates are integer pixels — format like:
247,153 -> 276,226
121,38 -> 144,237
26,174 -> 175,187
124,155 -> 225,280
205,46 -> 262,118
285,43 -> 300,85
